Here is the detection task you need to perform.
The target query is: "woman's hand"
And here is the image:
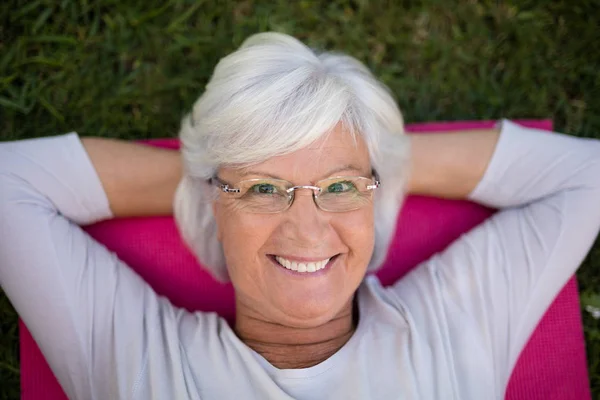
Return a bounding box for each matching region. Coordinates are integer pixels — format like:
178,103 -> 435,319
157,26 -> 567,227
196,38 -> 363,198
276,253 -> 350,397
81,138 -> 182,218
406,128 -> 501,199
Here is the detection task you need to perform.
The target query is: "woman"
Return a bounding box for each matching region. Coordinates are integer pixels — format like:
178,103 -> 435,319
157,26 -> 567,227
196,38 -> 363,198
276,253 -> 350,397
1,32 -> 599,399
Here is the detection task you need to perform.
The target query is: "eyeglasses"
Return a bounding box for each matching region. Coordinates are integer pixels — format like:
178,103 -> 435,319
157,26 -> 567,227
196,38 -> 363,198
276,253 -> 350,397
209,174 -> 381,214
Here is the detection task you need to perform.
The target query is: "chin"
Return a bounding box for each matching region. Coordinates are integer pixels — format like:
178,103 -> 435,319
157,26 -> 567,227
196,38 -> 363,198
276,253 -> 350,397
274,294 -> 352,328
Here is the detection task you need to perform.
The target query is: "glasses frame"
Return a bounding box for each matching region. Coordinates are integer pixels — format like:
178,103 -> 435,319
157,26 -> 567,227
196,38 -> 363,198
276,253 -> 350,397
208,173 -> 381,213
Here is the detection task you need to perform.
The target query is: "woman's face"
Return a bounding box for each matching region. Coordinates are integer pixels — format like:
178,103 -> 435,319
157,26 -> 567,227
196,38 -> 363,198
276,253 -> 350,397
213,125 -> 374,328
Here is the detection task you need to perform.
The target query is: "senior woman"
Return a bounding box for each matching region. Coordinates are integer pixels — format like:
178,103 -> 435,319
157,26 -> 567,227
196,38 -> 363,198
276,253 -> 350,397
1,32 -> 600,400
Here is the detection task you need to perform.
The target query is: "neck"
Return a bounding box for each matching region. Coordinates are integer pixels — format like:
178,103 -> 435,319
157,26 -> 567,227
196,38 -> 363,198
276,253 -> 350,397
235,297 -> 358,369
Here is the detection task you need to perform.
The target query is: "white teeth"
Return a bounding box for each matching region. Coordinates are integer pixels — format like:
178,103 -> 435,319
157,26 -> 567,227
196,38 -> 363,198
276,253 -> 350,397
275,256 -> 331,273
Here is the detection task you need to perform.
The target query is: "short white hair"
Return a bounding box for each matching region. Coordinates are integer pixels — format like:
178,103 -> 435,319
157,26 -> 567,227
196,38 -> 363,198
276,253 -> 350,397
174,32 -> 409,282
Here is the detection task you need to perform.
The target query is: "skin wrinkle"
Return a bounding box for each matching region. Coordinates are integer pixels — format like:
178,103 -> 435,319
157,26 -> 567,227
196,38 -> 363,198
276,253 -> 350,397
238,300 -> 356,369
213,125 -> 374,369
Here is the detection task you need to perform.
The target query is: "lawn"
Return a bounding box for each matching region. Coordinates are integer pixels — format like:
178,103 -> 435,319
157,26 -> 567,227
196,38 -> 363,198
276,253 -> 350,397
1,0 -> 599,398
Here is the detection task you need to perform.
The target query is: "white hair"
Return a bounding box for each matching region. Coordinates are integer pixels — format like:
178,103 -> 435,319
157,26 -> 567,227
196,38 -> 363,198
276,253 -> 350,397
174,32 -> 409,282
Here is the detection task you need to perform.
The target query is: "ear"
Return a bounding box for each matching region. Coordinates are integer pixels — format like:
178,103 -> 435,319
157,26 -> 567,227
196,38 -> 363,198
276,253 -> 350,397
212,200 -> 222,242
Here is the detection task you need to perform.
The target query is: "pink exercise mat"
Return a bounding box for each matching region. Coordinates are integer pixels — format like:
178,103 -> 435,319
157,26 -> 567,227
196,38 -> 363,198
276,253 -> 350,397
19,120 -> 591,399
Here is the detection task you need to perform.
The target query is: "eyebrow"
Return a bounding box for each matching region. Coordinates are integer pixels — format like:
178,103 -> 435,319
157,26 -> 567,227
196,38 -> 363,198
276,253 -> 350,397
237,164 -> 368,181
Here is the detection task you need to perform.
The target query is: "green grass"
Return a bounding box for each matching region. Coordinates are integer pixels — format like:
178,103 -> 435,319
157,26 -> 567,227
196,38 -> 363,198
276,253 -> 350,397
1,0 -> 599,398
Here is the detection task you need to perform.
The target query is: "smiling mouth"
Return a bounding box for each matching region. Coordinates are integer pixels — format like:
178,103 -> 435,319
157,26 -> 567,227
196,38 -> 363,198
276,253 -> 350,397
270,255 -> 339,273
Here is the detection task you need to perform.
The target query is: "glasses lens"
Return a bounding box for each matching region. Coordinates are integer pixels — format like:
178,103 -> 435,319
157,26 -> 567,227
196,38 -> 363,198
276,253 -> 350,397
236,179 -> 291,213
316,177 -> 375,212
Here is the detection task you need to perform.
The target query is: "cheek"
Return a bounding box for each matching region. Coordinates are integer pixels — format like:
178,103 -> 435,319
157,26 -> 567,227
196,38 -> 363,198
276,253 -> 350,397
215,206 -> 276,277
334,207 -> 375,264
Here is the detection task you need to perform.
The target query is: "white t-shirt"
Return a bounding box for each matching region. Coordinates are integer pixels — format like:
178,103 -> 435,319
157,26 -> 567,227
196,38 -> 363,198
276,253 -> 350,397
1,121 -> 599,400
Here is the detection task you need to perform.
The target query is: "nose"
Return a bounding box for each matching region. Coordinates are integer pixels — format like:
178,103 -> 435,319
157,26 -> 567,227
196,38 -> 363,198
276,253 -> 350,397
279,189 -> 330,246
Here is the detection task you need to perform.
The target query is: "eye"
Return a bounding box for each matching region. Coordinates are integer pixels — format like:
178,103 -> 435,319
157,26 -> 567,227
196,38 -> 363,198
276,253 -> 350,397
250,183 -> 279,195
327,181 -> 356,193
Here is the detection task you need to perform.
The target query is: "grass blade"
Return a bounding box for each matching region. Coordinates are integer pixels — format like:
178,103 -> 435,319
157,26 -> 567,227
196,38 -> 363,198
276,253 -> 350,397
32,8 -> 54,34
167,0 -> 205,33
26,35 -> 78,45
38,96 -> 65,122
0,96 -> 27,112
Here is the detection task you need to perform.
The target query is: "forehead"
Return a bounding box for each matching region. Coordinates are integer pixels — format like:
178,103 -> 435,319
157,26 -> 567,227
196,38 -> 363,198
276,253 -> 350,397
222,125 -> 371,181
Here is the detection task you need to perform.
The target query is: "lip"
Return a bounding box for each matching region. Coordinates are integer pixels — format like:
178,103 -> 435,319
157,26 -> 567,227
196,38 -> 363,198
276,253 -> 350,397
268,254 -> 339,276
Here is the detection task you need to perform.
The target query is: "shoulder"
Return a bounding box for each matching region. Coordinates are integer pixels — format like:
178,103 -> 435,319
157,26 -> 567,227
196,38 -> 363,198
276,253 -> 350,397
359,265 -> 447,333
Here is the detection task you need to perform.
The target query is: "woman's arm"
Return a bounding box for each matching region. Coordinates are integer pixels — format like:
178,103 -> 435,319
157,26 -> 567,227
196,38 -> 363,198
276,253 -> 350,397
406,128 -> 500,198
390,121 -> 600,392
80,138 -> 182,218
0,134 -> 186,398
